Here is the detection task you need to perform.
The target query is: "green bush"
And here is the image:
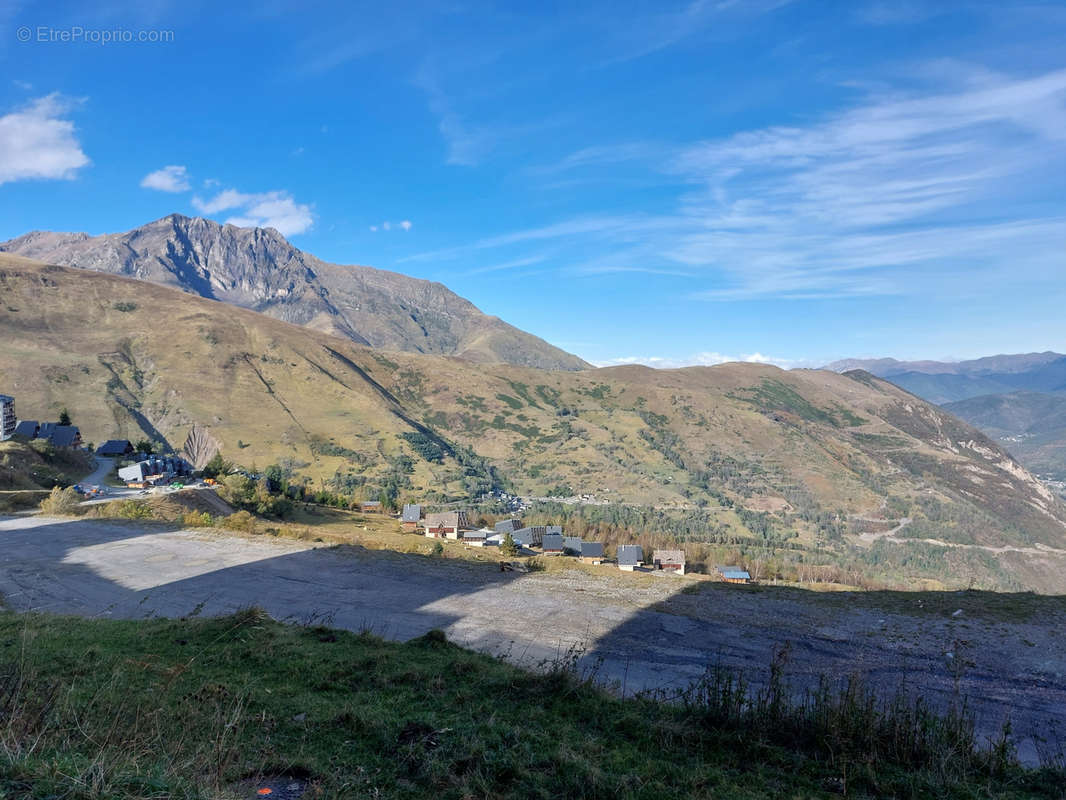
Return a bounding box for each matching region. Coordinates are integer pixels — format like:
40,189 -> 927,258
38,486 -> 82,515
94,500 -> 154,520
221,510 -> 257,534
29,439 -> 57,459
182,511 -> 215,528
500,532 -> 518,557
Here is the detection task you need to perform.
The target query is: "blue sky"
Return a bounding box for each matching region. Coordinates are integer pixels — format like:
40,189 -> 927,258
1,0 -> 1065,368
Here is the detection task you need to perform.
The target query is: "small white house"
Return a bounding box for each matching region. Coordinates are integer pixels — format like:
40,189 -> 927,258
617,545 -> 644,571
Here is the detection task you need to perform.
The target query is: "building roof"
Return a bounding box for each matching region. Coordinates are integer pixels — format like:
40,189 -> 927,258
97,439 -> 134,456
47,426 -> 80,448
563,536 -> 583,552
718,566 -> 751,580
494,518 -> 522,534
362,500 -> 382,507
581,541 -> 605,558
13,420 -> 38,437
0,394 -> 13,403
401,504 -> 422,522
462,529 -> 487,539
425,511 -> 461,528
618,545 -> 644,566
510,528 -> 538,545
654,549 -> 686,564
542,533 -> 565,550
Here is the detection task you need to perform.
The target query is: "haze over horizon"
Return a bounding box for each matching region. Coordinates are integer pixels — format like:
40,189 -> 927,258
2,0 -> 1064,367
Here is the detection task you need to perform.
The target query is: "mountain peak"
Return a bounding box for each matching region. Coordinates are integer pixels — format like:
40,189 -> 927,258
0,216 -> 590,371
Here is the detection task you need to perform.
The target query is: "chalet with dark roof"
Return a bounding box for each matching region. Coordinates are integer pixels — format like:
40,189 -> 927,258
97,440 -> 135,457
401,504 -> 422,532
580,541 -> 605,564
617,545 -> 644,571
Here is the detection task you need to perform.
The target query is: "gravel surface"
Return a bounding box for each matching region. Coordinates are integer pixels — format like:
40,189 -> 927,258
2,514 -> 1064,765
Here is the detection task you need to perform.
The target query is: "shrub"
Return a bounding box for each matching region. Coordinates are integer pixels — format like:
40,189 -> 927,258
201,453 -> 232,479
221,510 -> 258,534
29,439 -> 57,459
400,431 -> 448,463
500,532 -> 518,557
430,541 -> 444,557
113,301 -> 137,312
182,511 -> 215,528
89,500 -> 154,520
114,500 -> 154,520
38,486 -> 83,515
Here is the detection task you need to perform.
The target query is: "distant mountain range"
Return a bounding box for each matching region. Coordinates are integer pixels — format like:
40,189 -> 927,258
0,214 -> 589,372
826,353 -> 1066,480
825,352 -> 1066,404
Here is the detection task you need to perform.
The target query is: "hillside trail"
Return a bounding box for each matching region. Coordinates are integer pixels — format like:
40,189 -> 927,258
855,516 -> 912,542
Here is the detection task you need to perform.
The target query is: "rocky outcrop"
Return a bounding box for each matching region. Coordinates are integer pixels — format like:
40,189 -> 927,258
1,215 -> 589,371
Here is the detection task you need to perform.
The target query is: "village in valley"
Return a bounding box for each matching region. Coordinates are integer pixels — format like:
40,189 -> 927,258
1,391 -> 753,584
400,504 -> 722,577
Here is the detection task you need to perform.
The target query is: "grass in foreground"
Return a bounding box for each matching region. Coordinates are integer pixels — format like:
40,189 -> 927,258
1,611 -> 1062,799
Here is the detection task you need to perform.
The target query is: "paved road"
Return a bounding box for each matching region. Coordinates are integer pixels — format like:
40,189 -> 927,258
80,456 -> 115,487
2,514 -> 1064,765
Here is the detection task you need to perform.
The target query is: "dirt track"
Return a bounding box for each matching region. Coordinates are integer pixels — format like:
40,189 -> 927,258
2,514 -> 1065,765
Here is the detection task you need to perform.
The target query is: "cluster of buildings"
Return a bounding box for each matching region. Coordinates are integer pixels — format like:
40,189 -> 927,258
1,394 -> 86,449
116,452 -> 193,487
398,505 -> 691,574
12,420 -> 83,449
616,545 -> 687,574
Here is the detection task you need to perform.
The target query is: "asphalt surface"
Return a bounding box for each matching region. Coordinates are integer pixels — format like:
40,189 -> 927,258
80,456 -> 115,487
2,514 -> 1064,765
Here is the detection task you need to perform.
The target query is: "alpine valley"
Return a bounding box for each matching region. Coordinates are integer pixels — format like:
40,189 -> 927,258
3,223 -> 1066,593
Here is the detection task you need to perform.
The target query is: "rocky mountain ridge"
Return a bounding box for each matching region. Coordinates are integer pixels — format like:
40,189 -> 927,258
0,214 -> 589,371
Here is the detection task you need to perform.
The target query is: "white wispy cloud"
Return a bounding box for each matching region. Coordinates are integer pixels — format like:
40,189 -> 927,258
596,0 -> 795,65
853,0 -> 942,26
369,219 -> 414,233
140,165 -> 190,193
415,65 -> 499,167
662,64 -> 1066,298
191,188 -> 314,236
0,93 -> 89,185
407,65 -> 1066,301
595,352 -> 799,369
462,254 -> 547,275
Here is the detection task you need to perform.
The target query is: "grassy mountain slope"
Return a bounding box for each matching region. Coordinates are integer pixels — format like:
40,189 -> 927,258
827,353 -> 1066,481
945,392 -> 1066,481
3,255 -> 1066,589
0,215 -> 590,371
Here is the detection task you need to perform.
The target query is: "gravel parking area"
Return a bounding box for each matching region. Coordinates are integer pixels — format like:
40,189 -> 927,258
2,514 -> 1064,765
